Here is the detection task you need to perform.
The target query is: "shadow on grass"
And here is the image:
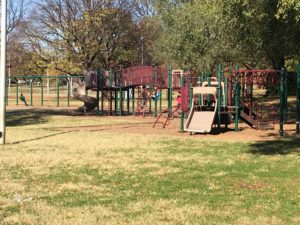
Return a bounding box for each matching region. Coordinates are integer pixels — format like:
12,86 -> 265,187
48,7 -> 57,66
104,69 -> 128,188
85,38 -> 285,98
6,108 -> 76,127
9,131 -> 74,145
247,135 -> 300,155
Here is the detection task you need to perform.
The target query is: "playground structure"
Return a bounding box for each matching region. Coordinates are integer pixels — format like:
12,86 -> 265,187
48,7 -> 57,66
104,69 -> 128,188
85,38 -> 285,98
6,64 -> 300,136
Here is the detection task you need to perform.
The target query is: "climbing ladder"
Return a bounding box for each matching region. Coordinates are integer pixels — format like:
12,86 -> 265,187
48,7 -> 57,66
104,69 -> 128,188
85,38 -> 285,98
153,106 -> 180,128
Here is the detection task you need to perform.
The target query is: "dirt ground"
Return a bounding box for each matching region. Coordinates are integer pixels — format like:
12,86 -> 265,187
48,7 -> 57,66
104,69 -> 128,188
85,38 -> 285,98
7,105 -> 299,142
67,116 -> 298,142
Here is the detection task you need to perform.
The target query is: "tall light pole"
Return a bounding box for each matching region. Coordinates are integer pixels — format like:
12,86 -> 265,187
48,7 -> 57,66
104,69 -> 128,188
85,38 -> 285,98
141,36 -> 144,66
0,0 -> 7,144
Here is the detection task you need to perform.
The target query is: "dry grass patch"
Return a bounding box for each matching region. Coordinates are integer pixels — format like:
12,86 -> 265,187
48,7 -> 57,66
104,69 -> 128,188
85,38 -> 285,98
0,109 -> 299,225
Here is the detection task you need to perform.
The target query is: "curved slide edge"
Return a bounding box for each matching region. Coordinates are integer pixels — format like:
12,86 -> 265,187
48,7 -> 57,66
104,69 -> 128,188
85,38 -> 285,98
73,86 -> 97,113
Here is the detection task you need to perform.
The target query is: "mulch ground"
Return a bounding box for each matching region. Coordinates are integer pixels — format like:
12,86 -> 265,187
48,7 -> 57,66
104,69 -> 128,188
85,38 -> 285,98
73,116 -> 297,142
7,106 -> 299,142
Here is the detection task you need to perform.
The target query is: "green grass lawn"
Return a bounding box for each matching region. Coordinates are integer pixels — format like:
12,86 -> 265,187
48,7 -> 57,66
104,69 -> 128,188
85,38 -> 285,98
0,109 -> 299,225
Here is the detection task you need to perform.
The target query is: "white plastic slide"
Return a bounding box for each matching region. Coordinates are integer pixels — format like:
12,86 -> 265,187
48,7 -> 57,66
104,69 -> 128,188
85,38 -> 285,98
184,87 -> 218,133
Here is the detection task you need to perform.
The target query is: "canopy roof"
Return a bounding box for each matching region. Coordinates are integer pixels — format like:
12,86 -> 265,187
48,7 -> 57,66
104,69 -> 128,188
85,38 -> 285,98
193,87 -> 217,96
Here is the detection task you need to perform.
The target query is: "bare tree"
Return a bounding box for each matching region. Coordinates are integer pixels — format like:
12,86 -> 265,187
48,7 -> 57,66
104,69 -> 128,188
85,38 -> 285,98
4,0 -> 28,87
7,0 -> 27,41
24,0 -> 137,73
130,0 -> 156,19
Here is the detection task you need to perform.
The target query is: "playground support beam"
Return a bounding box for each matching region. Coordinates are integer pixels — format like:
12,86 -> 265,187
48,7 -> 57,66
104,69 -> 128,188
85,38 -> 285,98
189,74 -> 193,110
154,66 -> 158,117
198,73 -> 202,106
241,76 -> 245,112
41,79 -> 44,106
159,89 -> 162,112
296,64 -> 300,134
114,89 -> 118,114
284,72 -> 288,123
114,83 -> 118,114
217,64 -> 222,128
30,79 -> 33,106
180,75 -> 185,132
149,89 -> 152,113
16,79 -> 18,106
67,78 -> 70,107
56,78 -> 60,107
0,0 -> 7,144
168,68 -> 172,117
96,69 -> 101,115
119,87 -> 122,116
279,67 -> 285,136
127,90 -> 130,114
225,76 -> 228,129
234,66 -> 240,132
228,77 -> 233,106
207,74 -> 211,106
250,81 -> 254,113
132,87 -> 135,115
225,77 -> 228,108
101,72 -> 104,114
119,66 -> 122,116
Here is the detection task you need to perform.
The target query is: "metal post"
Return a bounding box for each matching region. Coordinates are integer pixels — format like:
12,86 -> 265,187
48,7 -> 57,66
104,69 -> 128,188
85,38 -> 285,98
109,90 -> 113,115
180,75 -> 185,132
127,90 -> 130,114
279,67 -> 285,136
101,71 -> 104,114
149,88 -> 152,113
16,79 -> 18,106
198,73 -> 202,106
57,78 -> 60,107
159,90 -> 162,112
119,66 -> 122,116
284,72 -> 288,123
96,69 -> 100,115
225,76 -> 229,129
241,76 -> 245,112
154,66 -> 158,117
207,74 -> 211,106
30,79 -> 33,106
168,68 -> 172,116
250,81 -> 254,113
67,77 -> 70,107
119,88 -> 122,116
225,77 -> 228,107
296,64 -> 300,134
235,66 -> 240,132
41,78 -> 44,106
0,0 -> 7,144
132,87 -> 135,115
189,74 -> 193,110
217,64 -> 222,128
111,70 -> 117,114
115,89 -> 118,114
201,72 -> 205,105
